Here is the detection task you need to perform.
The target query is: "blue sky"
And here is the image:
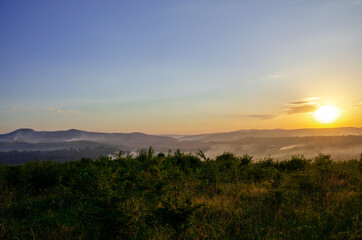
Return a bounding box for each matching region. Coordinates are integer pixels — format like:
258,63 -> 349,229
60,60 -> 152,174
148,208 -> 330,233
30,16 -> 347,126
1,0 -> 361,134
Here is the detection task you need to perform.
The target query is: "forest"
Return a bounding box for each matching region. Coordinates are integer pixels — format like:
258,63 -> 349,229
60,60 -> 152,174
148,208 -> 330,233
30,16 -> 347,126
0,149 -> 361,239
0,146 -> 119,165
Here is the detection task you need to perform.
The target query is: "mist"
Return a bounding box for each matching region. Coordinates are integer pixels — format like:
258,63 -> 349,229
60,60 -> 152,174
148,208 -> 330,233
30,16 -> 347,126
0,127 -> 361,164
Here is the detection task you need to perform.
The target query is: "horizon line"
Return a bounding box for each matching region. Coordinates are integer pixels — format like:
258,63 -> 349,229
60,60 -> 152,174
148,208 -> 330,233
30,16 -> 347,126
1,126 -> 361,136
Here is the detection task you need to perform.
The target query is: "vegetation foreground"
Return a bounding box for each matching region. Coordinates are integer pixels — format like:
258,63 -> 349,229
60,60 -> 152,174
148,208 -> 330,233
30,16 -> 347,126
0,149 -> 361,239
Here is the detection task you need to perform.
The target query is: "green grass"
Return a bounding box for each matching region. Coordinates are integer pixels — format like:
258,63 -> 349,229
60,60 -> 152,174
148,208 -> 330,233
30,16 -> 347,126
0,150 -> 361,239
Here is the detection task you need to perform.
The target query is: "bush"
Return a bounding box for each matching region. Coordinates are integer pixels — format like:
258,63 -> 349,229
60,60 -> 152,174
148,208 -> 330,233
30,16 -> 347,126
278,154 -> 310,172
1,151 -> 360,239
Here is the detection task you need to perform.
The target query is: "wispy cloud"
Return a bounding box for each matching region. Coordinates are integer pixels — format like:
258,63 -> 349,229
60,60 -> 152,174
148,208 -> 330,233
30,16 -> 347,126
288,97 -> 318,105
249,114 -> 279,120
286,104 -> 318,114
9,107 -> 34,112
44,108 -> 84,114
9,107 -> 83,114
44,108 -> 63,113
268,74 -> 285,79
10,107 -> 26,111
348,102 -> 362,110
289,100 -> 310,105
285,97 -> 319,114
248,97 -> 320,120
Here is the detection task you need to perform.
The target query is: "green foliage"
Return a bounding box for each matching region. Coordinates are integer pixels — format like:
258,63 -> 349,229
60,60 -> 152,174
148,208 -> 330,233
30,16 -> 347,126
216,152 -> 238,170
0,151 -> 361,239
277,154 -> 310,172
240,154 -> 253,166
150,191 -> 203,240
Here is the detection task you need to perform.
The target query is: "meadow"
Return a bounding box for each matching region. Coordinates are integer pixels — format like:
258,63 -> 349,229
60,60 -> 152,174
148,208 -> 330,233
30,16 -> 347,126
0,149 -> 361,239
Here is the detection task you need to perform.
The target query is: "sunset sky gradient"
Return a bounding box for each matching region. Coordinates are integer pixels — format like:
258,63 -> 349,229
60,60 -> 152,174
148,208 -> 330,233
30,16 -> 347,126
1,0 -> 361,134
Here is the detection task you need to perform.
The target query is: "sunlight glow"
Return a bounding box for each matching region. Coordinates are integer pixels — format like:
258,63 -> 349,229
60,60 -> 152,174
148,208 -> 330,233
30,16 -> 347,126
314,106 -> 340,124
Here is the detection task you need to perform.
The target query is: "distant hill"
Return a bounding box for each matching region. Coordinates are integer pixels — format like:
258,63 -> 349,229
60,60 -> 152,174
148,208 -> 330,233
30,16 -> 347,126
0,129 -> 206,154
0,128 -> 178,147
2,127 -> 361,145
0,127 -> 361,164
179,127 -> 362,142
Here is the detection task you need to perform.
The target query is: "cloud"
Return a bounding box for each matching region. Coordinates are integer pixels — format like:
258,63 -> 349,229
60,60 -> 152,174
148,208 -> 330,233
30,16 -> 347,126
289,100 -> 310,105
288,97 -> 319,105
268,74 -> 285,79
9,107 -> 34,112
67,109 -> 84,114
286,104 -> 318,114
10,107 -> 26,111
44,108 -> 62,113
44,108 -> 84,114
249,114 -> 279,120
9,107 -> 84,114
285,97 -> 319,114
248,97 -> 320,120
348,102 -> 362,110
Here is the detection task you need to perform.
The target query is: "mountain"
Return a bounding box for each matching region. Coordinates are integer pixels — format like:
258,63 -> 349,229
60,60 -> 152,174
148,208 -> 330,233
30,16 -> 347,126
0,128 -> 177,145
0,127 -> 361,164
0,129 -> 206,153
179,127 -> 362,142
177,127 -> 362,160
3,127 -> 361,145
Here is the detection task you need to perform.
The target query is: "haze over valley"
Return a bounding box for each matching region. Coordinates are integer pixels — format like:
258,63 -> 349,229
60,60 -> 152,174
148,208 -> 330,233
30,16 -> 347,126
1,127 -> 361,164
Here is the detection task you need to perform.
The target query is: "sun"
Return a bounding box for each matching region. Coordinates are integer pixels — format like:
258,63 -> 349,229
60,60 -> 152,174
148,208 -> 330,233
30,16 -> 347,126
313,106 -> 340,124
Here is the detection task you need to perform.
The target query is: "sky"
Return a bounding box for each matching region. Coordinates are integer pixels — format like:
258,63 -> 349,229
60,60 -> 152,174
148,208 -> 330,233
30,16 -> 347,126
1,0 -> 361,134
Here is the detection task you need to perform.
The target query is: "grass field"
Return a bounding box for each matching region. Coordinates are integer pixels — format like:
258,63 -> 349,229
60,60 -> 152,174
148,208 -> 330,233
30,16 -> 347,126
1,149 -> 361,239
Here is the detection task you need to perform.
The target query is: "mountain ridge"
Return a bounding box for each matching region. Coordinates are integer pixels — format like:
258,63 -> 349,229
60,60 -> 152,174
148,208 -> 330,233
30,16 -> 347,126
0,128 -> 177,146
1,127 -> 362,144
178,127 -> 362,142
1,127 -> 361,163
